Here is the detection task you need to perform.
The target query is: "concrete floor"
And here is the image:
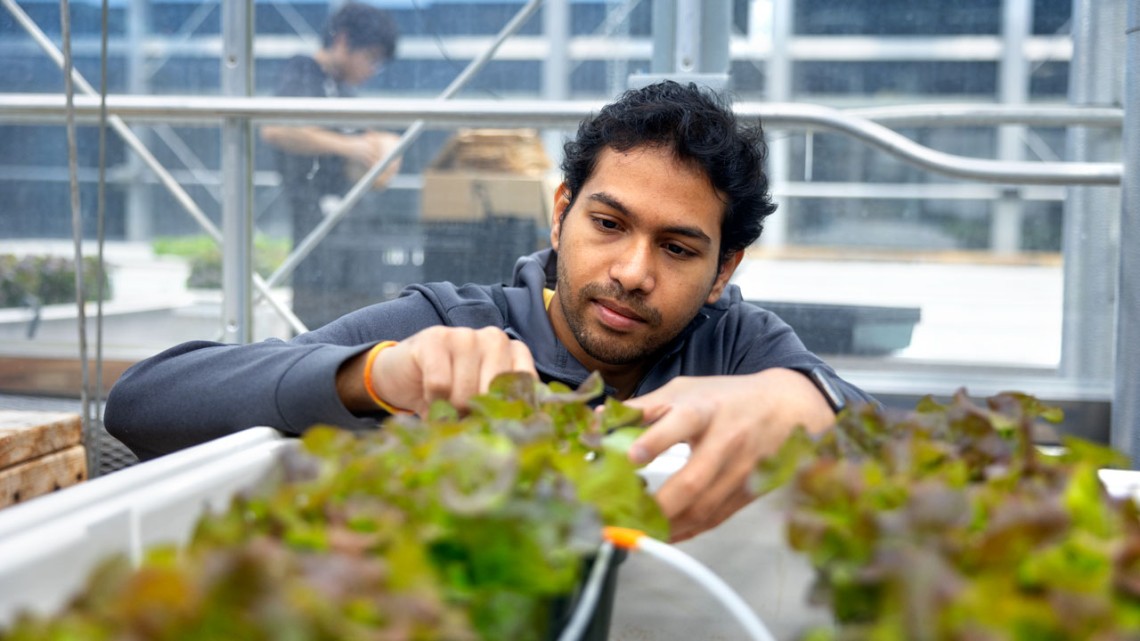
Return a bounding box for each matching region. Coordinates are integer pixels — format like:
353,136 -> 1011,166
609,492 -> 830,641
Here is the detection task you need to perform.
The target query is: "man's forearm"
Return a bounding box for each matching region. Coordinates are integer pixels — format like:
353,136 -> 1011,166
104,340 -> 376,460
261,125 -> 357,158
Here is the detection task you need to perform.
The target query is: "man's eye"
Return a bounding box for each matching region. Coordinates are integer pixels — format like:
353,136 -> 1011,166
595,218 -> 619,230
665,243 -> 694,257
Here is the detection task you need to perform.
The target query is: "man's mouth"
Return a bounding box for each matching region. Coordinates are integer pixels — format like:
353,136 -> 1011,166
593,298 -> 648,330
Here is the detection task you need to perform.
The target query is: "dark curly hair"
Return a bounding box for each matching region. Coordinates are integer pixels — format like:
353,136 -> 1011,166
324,3 -> 399,61
560,81 -> 775,267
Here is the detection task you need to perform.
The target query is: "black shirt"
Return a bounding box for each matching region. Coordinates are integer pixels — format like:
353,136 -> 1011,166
273,55 -> 355,198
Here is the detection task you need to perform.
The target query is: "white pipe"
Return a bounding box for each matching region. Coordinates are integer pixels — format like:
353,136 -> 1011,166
634,535 -> 778,641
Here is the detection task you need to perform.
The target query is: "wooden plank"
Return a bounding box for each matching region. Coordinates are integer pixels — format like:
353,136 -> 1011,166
0,410 -> 81,470
0,356 -> 134,397
0,445 -> 87,509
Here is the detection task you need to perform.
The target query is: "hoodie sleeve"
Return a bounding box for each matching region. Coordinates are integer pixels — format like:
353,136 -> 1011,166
105,340 -> 379,460
105,289 -> 456,460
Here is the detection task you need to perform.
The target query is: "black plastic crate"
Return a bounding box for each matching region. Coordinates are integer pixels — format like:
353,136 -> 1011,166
748,300 -> 922,355
422,217 -> 546,286
293,217 -> 545,330
292,222 -> 424,330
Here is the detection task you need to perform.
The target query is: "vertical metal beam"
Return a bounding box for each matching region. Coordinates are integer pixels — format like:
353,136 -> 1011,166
543,0 -> 570,100
602,0 -> 636,95
124,0 -> 151,242
1063,0 -> 1124,384
1115,0 -> 1140,463
221,0 -> 253,343
992,0 -> 1032,254
697,0 -> 731,77
644,0 -> 729,85
675,0 -> 701,73
761,0 -> 792,248
543,0 -> 570,161
651,0 -> 675,74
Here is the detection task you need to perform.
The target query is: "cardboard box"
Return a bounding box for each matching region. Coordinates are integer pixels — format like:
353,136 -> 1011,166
421,129 -> 558,223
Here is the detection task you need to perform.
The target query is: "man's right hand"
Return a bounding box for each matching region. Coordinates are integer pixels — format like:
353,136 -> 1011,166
345,131 -> 402,189
339,326 -> 538,416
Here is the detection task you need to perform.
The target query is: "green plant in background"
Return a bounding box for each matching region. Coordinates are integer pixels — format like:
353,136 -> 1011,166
754,391 -> 1140,640
152,235 -> 290,289
0,254 -> 111,309
1,372 -> 665,641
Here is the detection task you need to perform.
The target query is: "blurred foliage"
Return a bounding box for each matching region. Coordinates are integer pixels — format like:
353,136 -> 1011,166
152,235 -> 290,289
753,391 -> 1140,641
1,372 -> 664,641
0,254 -> 110,309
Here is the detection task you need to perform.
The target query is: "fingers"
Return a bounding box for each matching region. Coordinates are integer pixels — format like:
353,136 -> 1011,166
624,397 -> 707,465
662,439 -> 755,521
353,137 -> 382,166
652,417 -> 746,519
509,339 -> 539,378
397,327 -> 537,414
668,485 -> 755,543
625,382 -> 762,537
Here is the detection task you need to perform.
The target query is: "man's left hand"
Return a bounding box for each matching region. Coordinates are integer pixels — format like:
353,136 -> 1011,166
622,368 -> 836,542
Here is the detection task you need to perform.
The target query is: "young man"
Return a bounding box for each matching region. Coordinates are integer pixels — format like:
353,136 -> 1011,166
260,2 -> 401,327
107,81 -> 873,541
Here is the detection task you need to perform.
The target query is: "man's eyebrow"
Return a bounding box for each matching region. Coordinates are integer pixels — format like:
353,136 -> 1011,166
586,191 -> 713,245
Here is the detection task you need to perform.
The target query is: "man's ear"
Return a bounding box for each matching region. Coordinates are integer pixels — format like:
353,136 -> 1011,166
706,250 -> 745,304
550,182 -> 572,251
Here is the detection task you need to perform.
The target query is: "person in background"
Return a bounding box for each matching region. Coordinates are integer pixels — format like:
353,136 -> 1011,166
108,81 -> 874,542
260,2 -> 401,327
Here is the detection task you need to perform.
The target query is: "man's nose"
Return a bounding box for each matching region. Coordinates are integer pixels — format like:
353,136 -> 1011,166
609,238 -> 656,294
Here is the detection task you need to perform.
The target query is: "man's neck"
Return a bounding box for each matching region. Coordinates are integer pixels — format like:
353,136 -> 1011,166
545,290 -> 647,400
313,49 -> 338,81
602,369 -> 646,401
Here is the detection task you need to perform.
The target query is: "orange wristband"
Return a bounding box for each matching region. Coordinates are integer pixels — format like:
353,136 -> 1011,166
362,341 -> 412,415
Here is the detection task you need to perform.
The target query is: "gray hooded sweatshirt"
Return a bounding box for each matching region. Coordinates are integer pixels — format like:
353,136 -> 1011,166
106,249 -> 872,460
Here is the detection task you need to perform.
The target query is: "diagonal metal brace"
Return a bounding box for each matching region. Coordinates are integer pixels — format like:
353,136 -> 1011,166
1,0 -> 306,335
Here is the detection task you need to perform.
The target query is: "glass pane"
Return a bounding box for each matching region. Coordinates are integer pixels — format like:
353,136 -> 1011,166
0,0 -> 1119,403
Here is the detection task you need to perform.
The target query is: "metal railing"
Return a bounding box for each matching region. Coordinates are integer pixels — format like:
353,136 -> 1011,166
0,94 -> 1124,187
0,92 -> 1126,335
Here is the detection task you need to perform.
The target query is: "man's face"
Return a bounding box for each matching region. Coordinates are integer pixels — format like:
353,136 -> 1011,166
548,145 -> 743,371
330,35 -> 385,86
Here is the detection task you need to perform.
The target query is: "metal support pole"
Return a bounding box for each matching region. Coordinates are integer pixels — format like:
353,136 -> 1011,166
639,0 -> 728,90
650,0 -> 674,74
1063,0 -> 1125,385
601,0 -> 637,96
675,0 -> 701,73
543,0 -> 570,100
1114,0 -> 1140,463
124,0 -> 150,242
992,0 -> 1032,254
542,0 -> 570,163
221,0 -> 253,343
761,0 -> 792,249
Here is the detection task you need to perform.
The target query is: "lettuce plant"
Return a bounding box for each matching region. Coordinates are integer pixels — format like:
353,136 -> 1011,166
2,373 -> 665,641
755,391 -> 1140,640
